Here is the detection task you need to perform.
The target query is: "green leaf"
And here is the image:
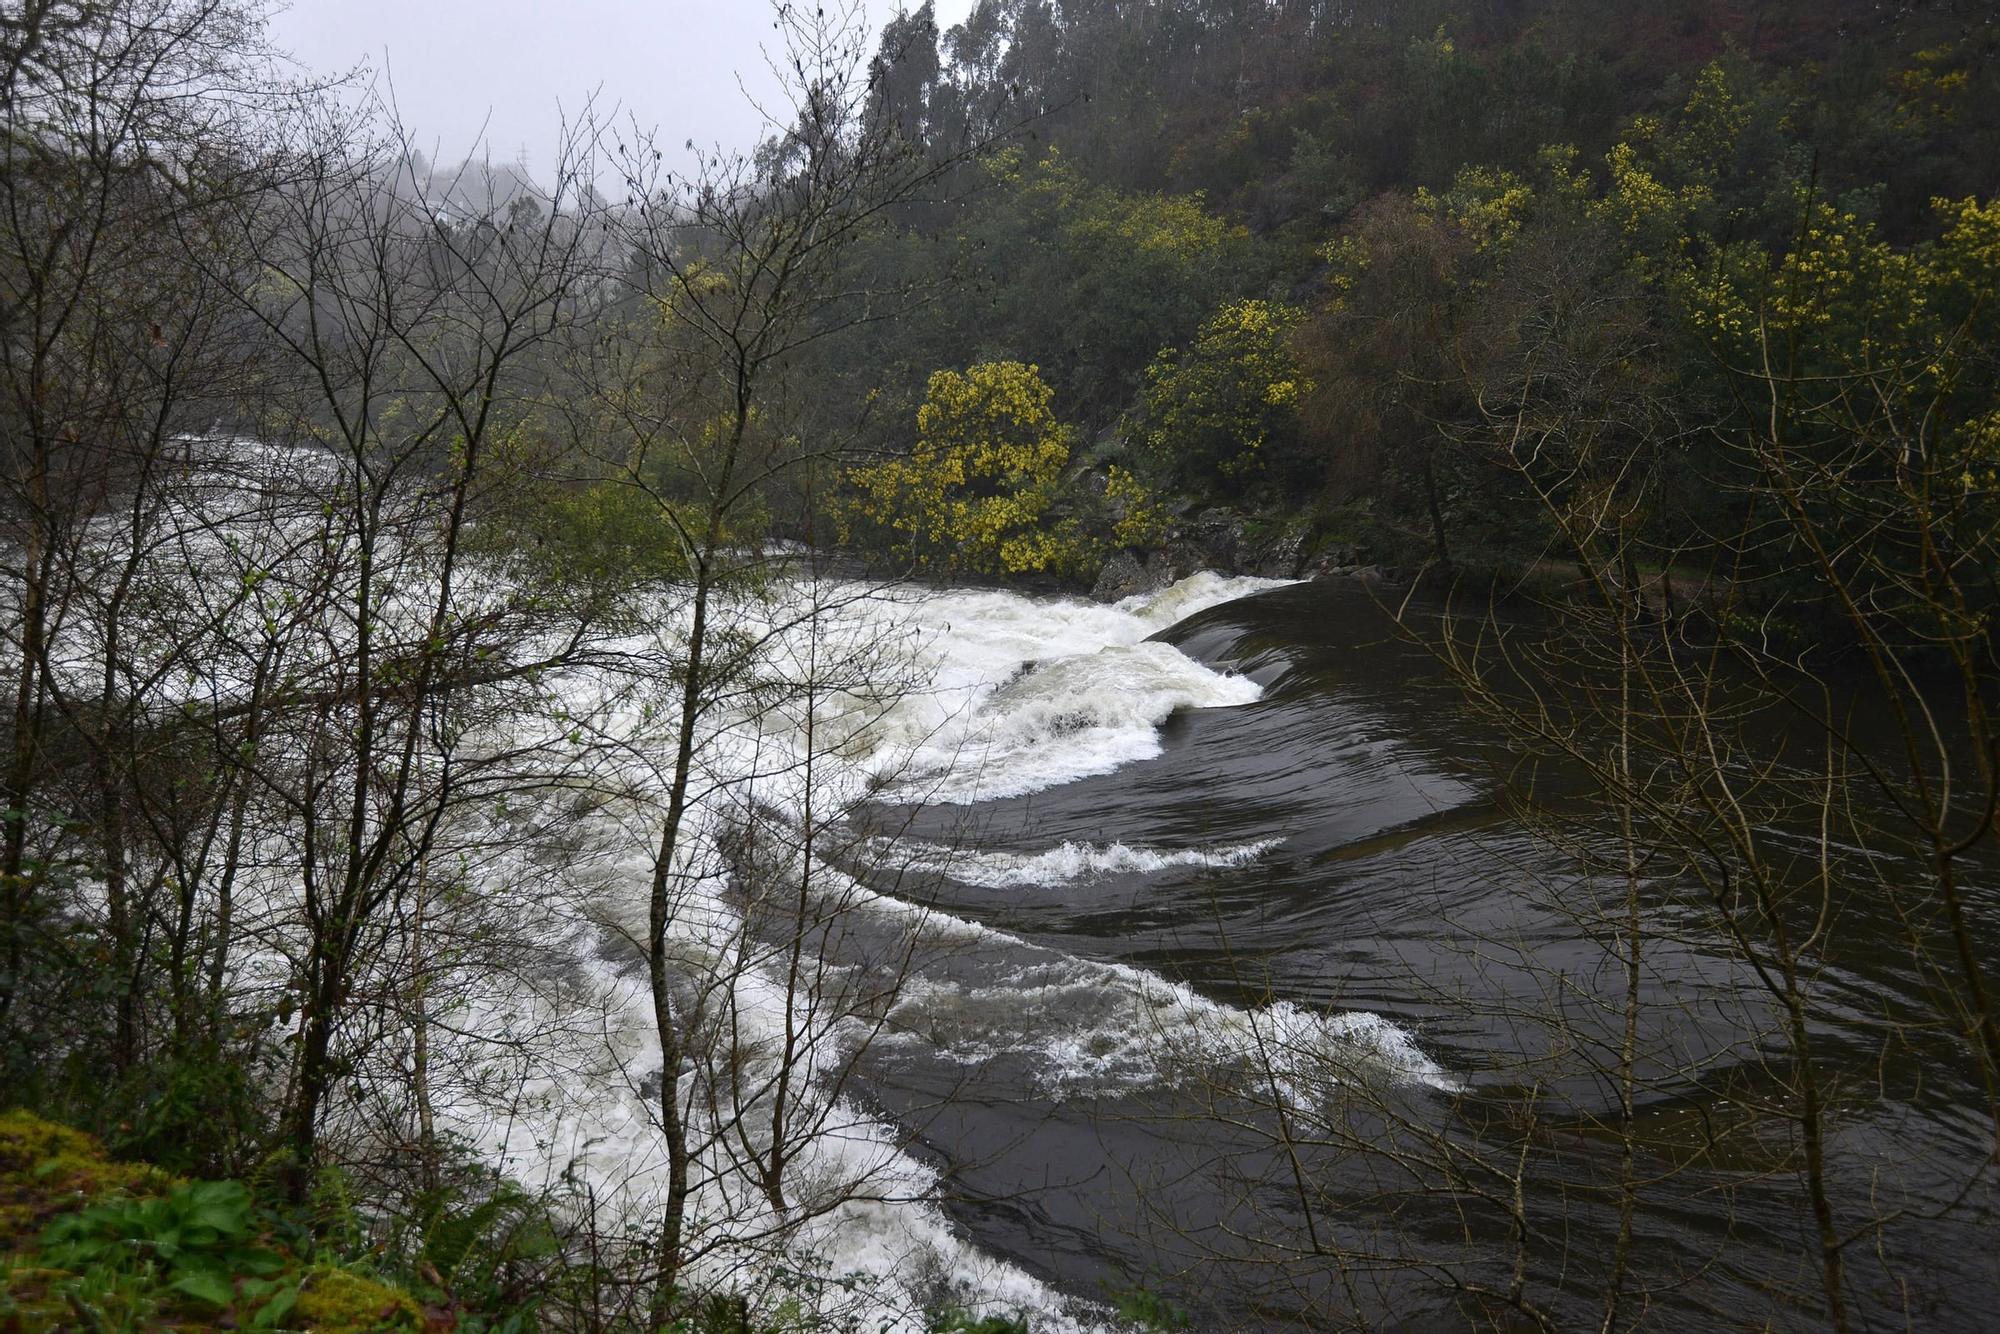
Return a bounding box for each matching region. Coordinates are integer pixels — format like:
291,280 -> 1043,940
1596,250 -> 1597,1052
252,1285 -> 299,1328
186,1180 -> 252,1218
233,1247 -> 286,1277
169,1270 -> 236,1307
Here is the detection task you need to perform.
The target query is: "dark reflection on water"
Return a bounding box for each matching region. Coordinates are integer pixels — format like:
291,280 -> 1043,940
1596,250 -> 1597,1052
845,580 -> 2000,1330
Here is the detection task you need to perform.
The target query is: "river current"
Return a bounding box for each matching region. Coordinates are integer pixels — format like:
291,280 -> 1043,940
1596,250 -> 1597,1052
427,570 -> 1998,1331
52,439 -> 1997,1326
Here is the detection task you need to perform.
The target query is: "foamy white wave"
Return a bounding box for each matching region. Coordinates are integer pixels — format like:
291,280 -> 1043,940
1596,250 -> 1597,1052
902,641 -> 1261,802
896,837 -> 1281,889
1115,569 -> 1295,628
423,836 -> 1116,1334
856,576 -> 1287,805
814,864 -> 1455,1112
881,955 -> 1458,1106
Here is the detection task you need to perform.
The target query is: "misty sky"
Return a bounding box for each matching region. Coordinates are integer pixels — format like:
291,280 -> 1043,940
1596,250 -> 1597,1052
269,1 -> 977,177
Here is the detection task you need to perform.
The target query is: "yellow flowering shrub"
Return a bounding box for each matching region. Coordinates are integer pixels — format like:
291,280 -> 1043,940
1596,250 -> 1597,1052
1587,62 -> 1779,277
1935,195 -> 2000,287
1768,204 -> 1931,345
1678,188 -> 2000,511
1676,62 -> 1753,176
1679,196 -> 2000,376
1417,165 -> 1535,253
1956,410 -> 2000,495
1007,147 -> 1246,266
1599,139 -> 1710,247
1894,44 -> 1973,130
1536,144 -> 1593,206
1317,233 -> 1370,309
1133,299 -> 1313,494
845,362 -> 1099,577
1674,242 -> 1765,344
1105,464 -> 1166,548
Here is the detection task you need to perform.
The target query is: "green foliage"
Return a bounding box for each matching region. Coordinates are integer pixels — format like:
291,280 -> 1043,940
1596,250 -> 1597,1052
929,1307 -> 1030,1334
38,1181 -> 296,1321
0,1112 -> 430,1333
110,1038 -> 271,1178
940,150 -> 1258,423
1107,1282 -> 1191,1331
1132,299 -> 1313,497
394,1175 -> 560,1327
516,479 -> 693,587
471,422 -> 694,598
784,0 -> 2000,583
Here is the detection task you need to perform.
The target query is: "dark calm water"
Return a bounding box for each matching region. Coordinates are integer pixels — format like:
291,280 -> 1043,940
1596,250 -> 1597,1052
853,579 -> 2000,1331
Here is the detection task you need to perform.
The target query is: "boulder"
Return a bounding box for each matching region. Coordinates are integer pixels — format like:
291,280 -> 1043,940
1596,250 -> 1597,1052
1092,510 -> 1398,599
1091,551 -> 1156,602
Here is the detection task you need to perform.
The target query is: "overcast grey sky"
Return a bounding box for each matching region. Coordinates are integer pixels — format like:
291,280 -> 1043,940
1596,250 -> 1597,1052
269,1 -> 976,177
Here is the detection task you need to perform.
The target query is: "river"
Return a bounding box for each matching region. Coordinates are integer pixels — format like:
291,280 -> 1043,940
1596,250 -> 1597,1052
391,559 -> 2000,1331
52,444 -> 1997,1328
826,574 -> 2000,1330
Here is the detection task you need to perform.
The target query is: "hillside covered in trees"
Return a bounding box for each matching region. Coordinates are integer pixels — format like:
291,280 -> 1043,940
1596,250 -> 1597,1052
823,0 -> 1999,602
4,1 -> 1999,1331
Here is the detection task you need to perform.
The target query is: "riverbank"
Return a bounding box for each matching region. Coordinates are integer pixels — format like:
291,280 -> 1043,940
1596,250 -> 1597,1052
1089,507 -> 1391,601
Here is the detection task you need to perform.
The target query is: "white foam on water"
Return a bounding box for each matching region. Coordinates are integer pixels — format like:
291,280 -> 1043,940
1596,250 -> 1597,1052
1114,569 -> 1295,629
51,473 -> 1433,1334
411,814 -> 1113,1333
401,568 -> 1451,1330
870,931 -> 1460,1106
893,837 -> 1282,889
898,640 -> 1262,802
850,574 -> 1289,805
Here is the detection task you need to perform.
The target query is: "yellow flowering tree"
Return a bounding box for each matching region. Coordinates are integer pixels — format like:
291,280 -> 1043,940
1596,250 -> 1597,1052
845,361 -> 1105,577
1682,193 -> 2000,390
1132,299 -> 1314,496
1415,165 -> 1536,254
1675,189 -> 2000,633
1893,42 -> 1974,131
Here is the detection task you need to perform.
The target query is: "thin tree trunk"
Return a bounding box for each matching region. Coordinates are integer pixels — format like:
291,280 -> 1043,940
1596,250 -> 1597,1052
0,509 -> 51,1037
410,855 -> 439,1197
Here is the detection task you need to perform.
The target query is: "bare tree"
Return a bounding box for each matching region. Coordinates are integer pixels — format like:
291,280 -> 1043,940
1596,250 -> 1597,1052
197,88 -> 626,1196
0,0 -> 285,1121
569,3 -> 1031,1315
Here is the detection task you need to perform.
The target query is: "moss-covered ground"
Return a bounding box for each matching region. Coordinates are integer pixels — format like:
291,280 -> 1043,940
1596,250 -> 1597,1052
0,1110 -> 429,1332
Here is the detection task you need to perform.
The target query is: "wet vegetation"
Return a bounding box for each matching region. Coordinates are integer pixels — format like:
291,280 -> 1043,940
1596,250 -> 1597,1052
3,0 -> 1998,1329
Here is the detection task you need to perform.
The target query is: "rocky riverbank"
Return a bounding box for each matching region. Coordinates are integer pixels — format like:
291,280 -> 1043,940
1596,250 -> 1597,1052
1090,509 -> 1393,601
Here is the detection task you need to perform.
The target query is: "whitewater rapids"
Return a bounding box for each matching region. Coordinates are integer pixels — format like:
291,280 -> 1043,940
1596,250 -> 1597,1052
427,570 -> 1452,1331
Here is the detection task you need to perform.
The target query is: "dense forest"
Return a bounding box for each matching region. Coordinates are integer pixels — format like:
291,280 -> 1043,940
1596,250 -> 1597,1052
3,0 -> 1997,1330
823,0 -> 2000,600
